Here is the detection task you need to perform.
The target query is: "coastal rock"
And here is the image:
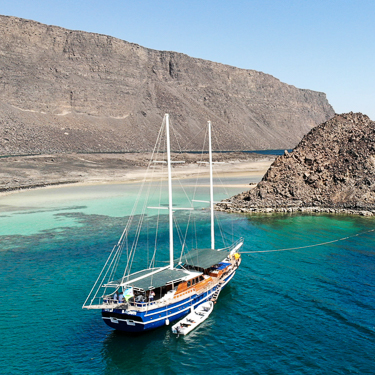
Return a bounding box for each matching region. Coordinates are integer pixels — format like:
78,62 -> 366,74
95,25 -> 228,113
217,112 -> 375,215
0,15 -> 334,155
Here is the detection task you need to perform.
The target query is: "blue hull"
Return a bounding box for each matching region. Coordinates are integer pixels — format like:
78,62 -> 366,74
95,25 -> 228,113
102,270 -> 236,333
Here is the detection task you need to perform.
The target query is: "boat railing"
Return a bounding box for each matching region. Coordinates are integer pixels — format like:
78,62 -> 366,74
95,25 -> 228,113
128,288 -> 197,310
173,288 -> 196,300
98,274 -> 229,312
220,237 -> 244,253
82,297 -> 130,310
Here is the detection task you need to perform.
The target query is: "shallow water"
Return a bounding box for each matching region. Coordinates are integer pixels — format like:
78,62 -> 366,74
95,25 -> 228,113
0,178 -> 374,374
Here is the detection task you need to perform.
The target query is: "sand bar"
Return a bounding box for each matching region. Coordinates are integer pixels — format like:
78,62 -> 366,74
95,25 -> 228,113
0,153 -> 274,196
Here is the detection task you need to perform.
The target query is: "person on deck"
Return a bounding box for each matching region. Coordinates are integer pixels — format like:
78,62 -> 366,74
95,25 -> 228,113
149,290 -> 155,303
118,291 -> 124,303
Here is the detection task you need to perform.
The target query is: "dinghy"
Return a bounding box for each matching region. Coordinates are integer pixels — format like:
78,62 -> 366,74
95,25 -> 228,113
171,301 -> 214,336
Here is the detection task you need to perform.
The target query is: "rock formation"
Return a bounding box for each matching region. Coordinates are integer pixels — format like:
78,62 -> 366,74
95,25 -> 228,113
0,15 -> 334,155
217,113 -> 375,215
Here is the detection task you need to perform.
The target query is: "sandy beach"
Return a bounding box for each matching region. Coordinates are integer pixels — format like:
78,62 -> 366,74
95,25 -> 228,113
0,153 -> 274,195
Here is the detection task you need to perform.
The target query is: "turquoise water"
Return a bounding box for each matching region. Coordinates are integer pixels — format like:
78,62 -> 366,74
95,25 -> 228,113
0,178 -> 374,374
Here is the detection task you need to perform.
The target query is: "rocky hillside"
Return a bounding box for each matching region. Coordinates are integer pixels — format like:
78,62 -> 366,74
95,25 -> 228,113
217,113 -> 375,215
0,15 -> 334,155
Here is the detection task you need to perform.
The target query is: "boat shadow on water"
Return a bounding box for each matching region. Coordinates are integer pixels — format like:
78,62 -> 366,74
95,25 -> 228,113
101,315 -> 216,373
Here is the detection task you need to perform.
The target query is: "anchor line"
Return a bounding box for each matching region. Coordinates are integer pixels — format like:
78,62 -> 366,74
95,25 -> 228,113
240,228 -> 375,254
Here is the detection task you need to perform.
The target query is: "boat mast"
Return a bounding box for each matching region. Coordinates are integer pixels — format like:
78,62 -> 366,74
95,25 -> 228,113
165,114 -> 174,269
208,121 -> 215,250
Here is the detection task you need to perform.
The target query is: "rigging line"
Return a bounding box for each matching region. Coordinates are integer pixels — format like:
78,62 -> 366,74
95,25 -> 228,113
124,141 -> 168,275
211,129 -> 232,196
126,147 -> 161,275
213,168 -> 229,197
176,175 -> 193,206
218,215 -> 229,247
210,125 -> 240,246
147,219 -> 149,267
174,182 -> 195,260
191,128 -> 208,202
212,127 -> 226,159
148,127 -> 167,269
174,214 -> 190,254
170,119 -> 183,154
194,215 -> 198,250
103,211 -> 141,289
107,243 -> 124,287
95,242 -> 124,301
180,209 -> 193,260
122,116 -> 166,278
241,229 -> 375,254
177,127 -> 208,263
180,126 -> 206,152
120,134 -> 162,277
176,206 -> 191,260
149,209 -> 159,269
215,210 -> 227,248
148,163 -> 164,269
174,215 -> 184,251
115,131 -> 158,253
101,224 -> 136,295
167,146 -> 193,253
178,128 -> 208,263
82,242 -> 118,306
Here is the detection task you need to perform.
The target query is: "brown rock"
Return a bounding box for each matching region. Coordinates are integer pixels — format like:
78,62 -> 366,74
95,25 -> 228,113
217,112 -> 375,214
0,15 -> 334,155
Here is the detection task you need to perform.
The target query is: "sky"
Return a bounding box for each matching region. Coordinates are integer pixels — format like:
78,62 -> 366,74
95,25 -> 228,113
1,0 -> 374,119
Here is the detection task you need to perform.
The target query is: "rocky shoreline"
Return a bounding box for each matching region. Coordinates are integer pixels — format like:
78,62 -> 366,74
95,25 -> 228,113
216,112 -> 375,216
216,204 -> 375,216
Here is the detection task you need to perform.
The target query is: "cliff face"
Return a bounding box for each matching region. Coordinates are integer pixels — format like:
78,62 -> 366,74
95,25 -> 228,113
218,113 -> 375,215
0,15 -> 334,155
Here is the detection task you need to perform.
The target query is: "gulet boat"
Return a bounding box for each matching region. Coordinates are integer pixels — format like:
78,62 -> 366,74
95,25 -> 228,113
82,114 -> 243,333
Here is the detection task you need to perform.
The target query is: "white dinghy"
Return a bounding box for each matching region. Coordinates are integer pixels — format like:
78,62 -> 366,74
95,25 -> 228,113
171,301 -> 214,336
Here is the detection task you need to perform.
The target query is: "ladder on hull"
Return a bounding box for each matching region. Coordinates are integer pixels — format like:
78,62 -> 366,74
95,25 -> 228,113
211,280 -> 225,302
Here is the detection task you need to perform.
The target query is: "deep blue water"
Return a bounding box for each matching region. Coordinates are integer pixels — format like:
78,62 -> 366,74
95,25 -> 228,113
0,180 -> 374,374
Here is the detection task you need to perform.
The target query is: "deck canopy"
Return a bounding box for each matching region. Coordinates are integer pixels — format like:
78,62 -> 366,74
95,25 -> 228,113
105,267 -> 201,292
179,248 -> 230,269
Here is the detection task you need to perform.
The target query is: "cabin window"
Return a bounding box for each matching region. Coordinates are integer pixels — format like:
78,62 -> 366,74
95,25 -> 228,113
187,281 -> 191,287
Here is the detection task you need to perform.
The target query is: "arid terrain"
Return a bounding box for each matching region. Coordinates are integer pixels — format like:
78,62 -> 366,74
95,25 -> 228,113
0,152 -> 274,193
217,112 -> 375,215
0,15 -> 334,156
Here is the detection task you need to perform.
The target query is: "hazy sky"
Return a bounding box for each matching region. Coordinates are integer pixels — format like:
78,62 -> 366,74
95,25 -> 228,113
2,0 -> 374,119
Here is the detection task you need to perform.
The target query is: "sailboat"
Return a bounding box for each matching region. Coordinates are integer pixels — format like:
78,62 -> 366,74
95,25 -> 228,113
82,114 -> 243,333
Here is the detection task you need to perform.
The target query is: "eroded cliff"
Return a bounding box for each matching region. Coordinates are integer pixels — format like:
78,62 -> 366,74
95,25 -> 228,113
0,15 -> 334,154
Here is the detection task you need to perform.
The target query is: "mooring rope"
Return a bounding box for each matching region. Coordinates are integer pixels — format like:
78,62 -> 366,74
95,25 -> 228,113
240,228 -> 375,254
